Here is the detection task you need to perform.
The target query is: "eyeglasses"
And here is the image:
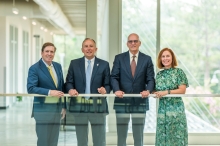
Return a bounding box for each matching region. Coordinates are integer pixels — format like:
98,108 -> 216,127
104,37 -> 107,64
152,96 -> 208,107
127,40 -> 139,44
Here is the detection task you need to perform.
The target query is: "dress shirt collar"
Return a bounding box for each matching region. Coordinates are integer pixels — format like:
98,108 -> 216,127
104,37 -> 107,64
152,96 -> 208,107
84,56 -> 95,63
129,51 -> 139,59
42,58 -> 54,67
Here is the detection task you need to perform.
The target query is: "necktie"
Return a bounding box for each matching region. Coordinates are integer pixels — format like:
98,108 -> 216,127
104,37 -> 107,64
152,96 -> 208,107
48,66 -> 57,87
46,66 -> 58,103
85,60 -> 91,100
131,56 -> 136,77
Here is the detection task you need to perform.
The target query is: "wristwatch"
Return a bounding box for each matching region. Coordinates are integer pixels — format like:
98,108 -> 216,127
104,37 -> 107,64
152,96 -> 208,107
168,90 -> 170,94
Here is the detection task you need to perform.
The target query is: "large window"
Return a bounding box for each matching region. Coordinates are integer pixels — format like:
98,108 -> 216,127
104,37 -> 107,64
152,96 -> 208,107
161,0 -> 220,132
22,30 -> 29,92
122,0 -> 157,133
53,35 -> 85,76
9,25 -> 18,103
122,0 -> 220,133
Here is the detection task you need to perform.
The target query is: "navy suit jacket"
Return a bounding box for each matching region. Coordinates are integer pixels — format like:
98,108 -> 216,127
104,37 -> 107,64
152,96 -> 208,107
27,59 -> 65,121
65,56 -> 111,114
111,51 -> 155,112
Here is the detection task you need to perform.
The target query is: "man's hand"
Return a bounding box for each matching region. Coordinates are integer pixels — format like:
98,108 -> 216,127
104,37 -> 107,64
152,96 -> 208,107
50,90 -> 64,97
61,108 -> 66,119
97,87 -> 106,94
68,89 -> 79,96
140,90 -> 150,98
115,90 -> 124,98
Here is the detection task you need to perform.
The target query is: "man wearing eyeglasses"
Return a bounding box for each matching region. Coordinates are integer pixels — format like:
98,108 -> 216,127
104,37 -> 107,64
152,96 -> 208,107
111,33 -> 155,146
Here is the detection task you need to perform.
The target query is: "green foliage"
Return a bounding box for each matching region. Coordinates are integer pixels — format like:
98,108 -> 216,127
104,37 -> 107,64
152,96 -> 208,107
122,0 -> 220,90
122,0 -> 220,130
53,35 -> 85,77
16,93 -> 22,102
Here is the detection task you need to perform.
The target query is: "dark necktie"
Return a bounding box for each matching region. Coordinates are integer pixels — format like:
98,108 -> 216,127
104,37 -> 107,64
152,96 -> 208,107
131,56 -> 136,77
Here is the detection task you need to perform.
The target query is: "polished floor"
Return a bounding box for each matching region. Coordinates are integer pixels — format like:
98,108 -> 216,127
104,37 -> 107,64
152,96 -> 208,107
0,97 -> 76,146
0,97 -> 218,146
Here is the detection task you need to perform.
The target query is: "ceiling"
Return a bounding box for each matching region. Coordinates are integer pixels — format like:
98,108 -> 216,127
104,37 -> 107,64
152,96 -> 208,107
56,0 -> 86,32
33,0 -> 87,36
0,0 -> 89,35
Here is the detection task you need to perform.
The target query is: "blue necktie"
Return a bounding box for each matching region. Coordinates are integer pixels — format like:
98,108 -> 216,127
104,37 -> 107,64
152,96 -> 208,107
85,60 -> 91,100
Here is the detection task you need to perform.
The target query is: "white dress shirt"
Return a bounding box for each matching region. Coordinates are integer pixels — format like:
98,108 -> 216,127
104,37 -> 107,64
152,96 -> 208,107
129,51 -> 139,64
42,59 -> 58,95
85,57 -> 95,76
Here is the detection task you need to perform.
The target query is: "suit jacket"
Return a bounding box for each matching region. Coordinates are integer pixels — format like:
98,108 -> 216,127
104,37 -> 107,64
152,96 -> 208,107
27,59 -> 65,122
65,56 -> 111,115
111,51 -> 155,112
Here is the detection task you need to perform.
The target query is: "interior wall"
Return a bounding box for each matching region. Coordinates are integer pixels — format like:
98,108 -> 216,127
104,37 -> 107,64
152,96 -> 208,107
0,15 -> 53,107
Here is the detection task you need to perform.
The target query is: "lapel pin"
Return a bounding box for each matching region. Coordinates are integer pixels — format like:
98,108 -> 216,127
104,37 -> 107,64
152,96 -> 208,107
97,64 -> 99,66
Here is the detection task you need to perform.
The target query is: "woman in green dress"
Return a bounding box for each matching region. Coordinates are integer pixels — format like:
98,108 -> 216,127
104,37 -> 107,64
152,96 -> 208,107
154,48 -> 189,146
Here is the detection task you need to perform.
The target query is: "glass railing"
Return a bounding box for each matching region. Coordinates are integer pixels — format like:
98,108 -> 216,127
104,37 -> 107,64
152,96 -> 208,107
0,94 -> 220,145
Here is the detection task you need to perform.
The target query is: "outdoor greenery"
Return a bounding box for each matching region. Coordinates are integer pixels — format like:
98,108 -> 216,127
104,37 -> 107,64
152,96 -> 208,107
122,0 -> 220,130
53,35 -> 85,76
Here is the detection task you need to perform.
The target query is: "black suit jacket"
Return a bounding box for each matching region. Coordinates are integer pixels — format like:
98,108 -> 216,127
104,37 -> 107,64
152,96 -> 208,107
65,56 -> 111,115
111,51 -> 155,112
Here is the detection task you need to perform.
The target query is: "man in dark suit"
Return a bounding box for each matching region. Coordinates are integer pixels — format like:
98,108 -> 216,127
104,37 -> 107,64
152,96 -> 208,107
65,38 -> 111,146
27,42 -> 66,146
111,33 -> 155,146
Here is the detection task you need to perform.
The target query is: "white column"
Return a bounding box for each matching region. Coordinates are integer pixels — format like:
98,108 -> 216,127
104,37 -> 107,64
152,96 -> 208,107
97,0 -> 109,61
106,0 -> 122,145
86,0 -> 97,41
86,0 -> 98,145
0,16 -> 7,108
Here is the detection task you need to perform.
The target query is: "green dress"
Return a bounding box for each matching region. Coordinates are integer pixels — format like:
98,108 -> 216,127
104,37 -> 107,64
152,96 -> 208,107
155,68 -> 189,146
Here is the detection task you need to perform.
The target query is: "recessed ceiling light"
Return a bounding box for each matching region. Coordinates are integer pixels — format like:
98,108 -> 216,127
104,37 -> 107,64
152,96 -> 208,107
32,21 -> 36,25
12,7 -> 19,14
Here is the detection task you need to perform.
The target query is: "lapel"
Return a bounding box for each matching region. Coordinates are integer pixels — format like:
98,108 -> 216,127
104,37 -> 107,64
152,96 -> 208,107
79,57 -> 86,84
133,52 -> 144,80
39,59 -> 56,88
91,57 -> 100,84
123,51 -> 133,80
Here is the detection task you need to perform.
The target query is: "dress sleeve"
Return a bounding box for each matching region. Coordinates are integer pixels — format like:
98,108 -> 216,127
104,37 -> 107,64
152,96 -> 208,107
177,68 -> 189,87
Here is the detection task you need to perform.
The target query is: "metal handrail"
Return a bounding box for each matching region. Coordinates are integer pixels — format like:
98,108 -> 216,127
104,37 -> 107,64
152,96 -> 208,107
1,93 -> 220,97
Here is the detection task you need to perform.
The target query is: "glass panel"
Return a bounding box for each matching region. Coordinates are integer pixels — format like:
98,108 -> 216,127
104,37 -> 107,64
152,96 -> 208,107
161,0 -> 220,132
14,27 -> 18,97
9,25 -> 13,94
1,95 -> 220,145
9,25 -> 18,102
22,31 -> 29,92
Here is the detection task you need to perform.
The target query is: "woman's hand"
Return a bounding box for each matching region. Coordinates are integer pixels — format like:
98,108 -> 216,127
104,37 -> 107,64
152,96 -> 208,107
154,90 -> 168,98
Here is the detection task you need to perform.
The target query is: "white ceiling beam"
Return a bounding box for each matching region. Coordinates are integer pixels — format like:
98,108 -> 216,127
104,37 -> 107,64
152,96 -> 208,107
33,0 -> 75,37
